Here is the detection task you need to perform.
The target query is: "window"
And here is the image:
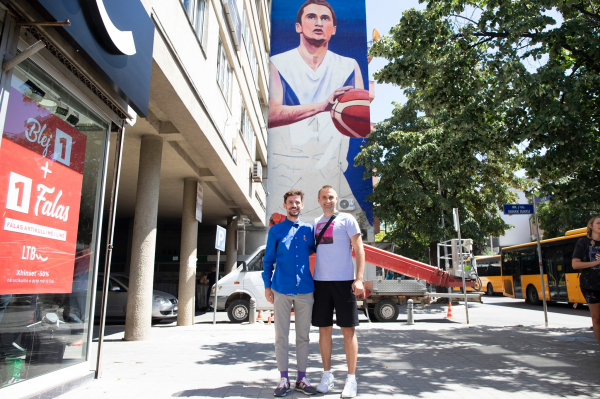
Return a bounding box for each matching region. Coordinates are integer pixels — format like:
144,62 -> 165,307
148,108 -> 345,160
246,251 -> 264,271
2,58 -> 109,389
242,7 -> 259,84
478,263 -> 488,277
240,105 -> 255,157
502,251 -> 515,276
181,0 -> 207,44
217,41 -> 231,102
520,251 -> 538,275
488,262 -> 501,276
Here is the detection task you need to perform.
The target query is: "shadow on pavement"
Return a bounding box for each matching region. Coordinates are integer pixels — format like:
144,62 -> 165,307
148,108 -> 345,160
173,325 -> 600,398
485,299 -> 591,316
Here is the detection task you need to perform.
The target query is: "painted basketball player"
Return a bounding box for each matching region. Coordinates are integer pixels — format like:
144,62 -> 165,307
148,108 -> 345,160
268,0 -> 367,128
266,0 -> 373,235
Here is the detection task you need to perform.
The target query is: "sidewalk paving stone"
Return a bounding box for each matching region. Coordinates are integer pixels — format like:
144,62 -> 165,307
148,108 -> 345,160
56,301 -> 600,399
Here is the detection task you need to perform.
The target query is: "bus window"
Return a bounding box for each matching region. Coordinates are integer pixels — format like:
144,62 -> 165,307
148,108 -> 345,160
478,263 -> 488,277
521,251 -> 538,275
544,246 -> 568,301
502,252 -> 513,276
502,251 -> 517,296
488,263 -> 501,276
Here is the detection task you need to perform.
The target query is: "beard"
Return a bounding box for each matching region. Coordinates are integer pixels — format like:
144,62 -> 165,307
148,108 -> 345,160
287,208 -> 300,217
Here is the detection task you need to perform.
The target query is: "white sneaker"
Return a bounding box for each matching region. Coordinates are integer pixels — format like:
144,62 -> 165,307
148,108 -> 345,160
316,372 -> 335,393
341,376 -> 357,398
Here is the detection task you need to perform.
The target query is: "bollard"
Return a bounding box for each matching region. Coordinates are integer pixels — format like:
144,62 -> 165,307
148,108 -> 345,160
249,298 -> 256,324
406,299 -> 414,325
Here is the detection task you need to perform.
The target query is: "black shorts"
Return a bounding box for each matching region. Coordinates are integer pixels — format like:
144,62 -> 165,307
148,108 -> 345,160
312,280 -> 359,328
581,287 -> 600,304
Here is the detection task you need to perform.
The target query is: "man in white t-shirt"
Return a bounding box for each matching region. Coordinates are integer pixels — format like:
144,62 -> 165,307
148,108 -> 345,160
312,185 -> 365,398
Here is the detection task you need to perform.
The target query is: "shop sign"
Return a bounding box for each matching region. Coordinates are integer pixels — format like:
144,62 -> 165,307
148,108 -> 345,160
32,0 -> 155,117
0,88 -> 87,294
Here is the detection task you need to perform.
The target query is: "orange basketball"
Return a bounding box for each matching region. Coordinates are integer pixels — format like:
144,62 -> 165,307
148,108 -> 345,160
330,89 -> 371,138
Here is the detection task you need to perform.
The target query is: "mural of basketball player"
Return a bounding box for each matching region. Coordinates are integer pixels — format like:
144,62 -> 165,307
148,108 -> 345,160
266,0 -> 373,228
268,0 -> 367,128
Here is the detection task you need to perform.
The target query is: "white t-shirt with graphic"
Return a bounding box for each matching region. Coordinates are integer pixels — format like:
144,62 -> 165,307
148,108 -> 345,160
313,213 -> 361,281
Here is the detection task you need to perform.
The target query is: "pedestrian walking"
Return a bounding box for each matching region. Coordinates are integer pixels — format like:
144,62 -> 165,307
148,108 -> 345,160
573,215 -> 600,346
312,185 -> 365,398
262,190 -> 317,396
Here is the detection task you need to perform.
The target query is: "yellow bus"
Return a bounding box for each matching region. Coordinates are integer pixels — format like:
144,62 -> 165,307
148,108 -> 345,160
501,228 -> 587,304
475,255 -> 503,295
452,255 -> 502,295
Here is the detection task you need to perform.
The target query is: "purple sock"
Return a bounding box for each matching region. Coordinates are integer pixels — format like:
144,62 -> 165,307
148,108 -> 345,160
280,371 -> 288,380
297,371 -> 306,382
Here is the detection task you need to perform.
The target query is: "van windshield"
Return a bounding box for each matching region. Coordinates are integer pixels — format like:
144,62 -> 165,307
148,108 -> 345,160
247,250 -> 265,272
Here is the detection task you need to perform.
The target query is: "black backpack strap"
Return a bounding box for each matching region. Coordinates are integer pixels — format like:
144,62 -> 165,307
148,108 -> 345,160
315,212 -> 339,249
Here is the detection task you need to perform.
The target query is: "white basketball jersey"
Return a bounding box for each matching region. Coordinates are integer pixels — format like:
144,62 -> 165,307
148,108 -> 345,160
270,49 -> 356,105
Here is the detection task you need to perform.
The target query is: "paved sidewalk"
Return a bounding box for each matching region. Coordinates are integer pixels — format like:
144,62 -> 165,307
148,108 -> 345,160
58,301 -> 600,399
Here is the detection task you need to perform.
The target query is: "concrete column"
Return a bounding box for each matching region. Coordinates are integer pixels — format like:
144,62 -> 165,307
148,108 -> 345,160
125,136 -> 163,341
177,179 -> 199,326
225,216 -> 238,273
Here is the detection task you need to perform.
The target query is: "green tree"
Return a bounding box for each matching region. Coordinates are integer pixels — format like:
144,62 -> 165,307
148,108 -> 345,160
355,101 -> 522,262
535,200 -> 600,238
368,0 -> 600,211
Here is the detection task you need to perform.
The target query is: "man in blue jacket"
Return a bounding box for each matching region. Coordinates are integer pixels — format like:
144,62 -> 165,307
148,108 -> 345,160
263,190 -> 317,396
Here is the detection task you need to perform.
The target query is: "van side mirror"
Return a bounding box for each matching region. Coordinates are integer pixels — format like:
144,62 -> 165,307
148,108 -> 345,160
241,261 -> 247,272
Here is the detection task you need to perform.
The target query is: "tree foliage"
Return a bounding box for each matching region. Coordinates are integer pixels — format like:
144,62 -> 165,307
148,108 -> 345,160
536,200 -> 600,239
360,0 -> 600,259
356,103 -> 521,261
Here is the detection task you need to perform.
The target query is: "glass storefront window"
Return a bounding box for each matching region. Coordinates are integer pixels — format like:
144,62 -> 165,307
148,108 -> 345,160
0,58 -> 109,388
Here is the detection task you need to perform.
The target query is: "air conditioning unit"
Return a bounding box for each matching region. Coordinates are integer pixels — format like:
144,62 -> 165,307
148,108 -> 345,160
252,161 -> 263,182
338,198 -> 355,211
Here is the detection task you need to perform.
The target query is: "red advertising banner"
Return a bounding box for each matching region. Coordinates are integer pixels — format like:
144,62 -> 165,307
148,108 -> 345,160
0,88 -> 87,294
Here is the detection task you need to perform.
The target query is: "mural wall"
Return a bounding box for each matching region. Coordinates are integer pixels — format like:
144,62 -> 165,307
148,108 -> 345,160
267,0 -> 373,227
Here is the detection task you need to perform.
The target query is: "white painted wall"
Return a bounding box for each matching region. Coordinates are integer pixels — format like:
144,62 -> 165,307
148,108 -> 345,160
499,189 -> 532,247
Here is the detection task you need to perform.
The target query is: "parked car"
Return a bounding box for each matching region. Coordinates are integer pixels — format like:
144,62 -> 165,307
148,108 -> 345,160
95,274 -> 178,322
209,245 -> 272,323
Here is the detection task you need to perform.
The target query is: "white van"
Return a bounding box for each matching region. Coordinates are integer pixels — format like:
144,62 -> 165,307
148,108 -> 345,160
209,245 -> 273,322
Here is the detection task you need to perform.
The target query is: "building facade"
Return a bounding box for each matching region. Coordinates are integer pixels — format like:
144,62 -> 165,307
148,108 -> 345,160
0,0 -> 271,397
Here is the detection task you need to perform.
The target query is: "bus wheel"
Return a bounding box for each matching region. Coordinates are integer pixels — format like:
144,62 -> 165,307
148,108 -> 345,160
374,300 -> 399,322
526,286 -> 541,305
487,283 -> 494,296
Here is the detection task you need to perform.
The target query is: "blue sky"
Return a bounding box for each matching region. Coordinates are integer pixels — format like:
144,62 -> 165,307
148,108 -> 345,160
366,0 -> 426,124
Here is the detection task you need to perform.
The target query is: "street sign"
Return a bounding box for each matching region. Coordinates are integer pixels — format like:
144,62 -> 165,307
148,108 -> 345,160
534,195 -> 551,203
503,204 -> 534,215
215,225 -> 226,252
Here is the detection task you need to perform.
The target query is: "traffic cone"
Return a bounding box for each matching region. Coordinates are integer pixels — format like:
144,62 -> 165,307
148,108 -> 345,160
267,311 -> 274,324
291,308 -> 295,317
257,310 -> 266,321
446,301 -> 454,318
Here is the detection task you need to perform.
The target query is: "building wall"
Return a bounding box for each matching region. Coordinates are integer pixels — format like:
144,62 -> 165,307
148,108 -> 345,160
499,189 -> 533,247
142,0 -> 270,226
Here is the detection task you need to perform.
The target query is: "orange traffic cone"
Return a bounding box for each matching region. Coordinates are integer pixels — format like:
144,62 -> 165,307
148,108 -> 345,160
267,311 -> 274,324
257,310 -> 267,321
291,308 -> 295,317
446,301 -> 454,318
